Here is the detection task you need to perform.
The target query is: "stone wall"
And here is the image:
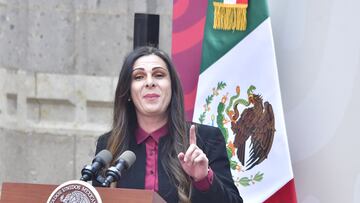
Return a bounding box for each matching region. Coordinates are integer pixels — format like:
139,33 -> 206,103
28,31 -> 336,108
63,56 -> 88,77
0,67 -> 116,185
0,0 -> 172,187
0,68 -> 115,132
0,0 -> 172,75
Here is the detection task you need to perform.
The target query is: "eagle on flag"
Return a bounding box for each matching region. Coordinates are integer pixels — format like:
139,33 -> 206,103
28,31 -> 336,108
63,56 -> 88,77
231,94 -> 276,170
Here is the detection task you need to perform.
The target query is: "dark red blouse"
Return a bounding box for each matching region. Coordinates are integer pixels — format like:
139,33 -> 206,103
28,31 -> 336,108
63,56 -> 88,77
135,124 -> 213,192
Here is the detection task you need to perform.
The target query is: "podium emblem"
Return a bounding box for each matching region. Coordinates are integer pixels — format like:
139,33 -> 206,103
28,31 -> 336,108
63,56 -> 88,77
47,180 -> 102,203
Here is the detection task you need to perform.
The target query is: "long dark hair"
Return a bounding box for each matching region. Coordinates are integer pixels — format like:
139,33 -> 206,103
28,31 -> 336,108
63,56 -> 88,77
108,46 -> 191,202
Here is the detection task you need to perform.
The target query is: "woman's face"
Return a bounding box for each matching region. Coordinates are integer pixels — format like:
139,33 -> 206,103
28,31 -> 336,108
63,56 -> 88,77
130,54 -> 172,119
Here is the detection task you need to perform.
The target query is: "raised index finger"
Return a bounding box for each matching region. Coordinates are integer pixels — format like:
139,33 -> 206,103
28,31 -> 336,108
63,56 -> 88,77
189,125 -> 196,145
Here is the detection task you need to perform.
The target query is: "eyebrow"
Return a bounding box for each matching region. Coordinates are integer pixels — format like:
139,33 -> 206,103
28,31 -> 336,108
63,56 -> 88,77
132,67 -> 168,72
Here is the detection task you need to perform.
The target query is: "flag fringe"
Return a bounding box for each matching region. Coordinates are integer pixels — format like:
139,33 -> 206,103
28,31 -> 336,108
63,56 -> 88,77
213,2 -> 248,31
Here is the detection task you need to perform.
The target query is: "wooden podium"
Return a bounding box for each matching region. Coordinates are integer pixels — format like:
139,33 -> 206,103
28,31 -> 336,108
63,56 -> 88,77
0,182 -> 166,203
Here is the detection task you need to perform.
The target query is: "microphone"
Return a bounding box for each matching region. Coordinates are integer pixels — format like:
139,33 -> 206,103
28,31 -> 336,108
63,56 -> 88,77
102,150 -> 136,187
80,149 -> 113,182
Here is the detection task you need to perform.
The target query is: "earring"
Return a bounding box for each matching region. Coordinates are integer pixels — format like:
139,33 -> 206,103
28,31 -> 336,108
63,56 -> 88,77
128,98 -> 131,102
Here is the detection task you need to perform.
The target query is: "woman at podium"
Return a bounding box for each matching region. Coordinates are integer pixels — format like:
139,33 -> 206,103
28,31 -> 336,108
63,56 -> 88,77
93,46 -> 243,203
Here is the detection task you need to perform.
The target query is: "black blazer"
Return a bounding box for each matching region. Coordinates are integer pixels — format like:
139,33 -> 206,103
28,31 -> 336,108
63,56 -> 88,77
93,124 -> 243,203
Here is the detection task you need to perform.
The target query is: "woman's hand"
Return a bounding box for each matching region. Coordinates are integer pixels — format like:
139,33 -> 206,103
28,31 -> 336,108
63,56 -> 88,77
178,125 -> 209,181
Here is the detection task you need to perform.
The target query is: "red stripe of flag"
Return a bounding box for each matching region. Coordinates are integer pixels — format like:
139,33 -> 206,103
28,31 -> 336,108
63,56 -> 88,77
236,0 -> 248,4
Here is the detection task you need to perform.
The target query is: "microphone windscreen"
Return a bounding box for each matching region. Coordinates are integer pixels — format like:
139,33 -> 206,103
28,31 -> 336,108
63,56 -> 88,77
95,150 -> 113,165
119,150 -> 136,168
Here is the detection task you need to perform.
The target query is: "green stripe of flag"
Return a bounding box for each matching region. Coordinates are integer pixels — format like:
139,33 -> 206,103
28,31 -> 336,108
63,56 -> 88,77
200,0 -> 270,73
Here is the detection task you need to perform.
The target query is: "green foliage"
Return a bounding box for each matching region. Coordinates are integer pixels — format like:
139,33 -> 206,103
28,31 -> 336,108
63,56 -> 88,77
217,81 -> 226,89
227,147 -> 233,160
199,112 -> 206,124
216,102 -> 229,141
230,160 -> 238,170
234,171 -> 265,187
197,81 -> 226,124
239,177 -> 251,186
205,95 -> 213,105
253,172 -> 264,182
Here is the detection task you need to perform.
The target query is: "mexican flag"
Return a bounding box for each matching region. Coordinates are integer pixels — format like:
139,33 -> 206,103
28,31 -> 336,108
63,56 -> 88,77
172,0 -> 297,202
